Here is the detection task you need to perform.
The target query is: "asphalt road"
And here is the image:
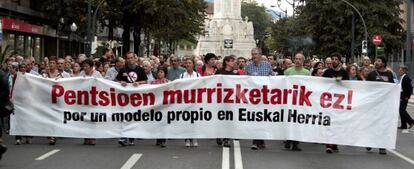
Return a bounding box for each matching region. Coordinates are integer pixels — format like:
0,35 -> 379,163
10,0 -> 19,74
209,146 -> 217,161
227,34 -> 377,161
1,106 -> 414,169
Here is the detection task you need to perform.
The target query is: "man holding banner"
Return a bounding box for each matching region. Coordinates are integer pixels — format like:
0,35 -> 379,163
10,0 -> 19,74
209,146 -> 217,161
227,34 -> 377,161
322,52 -> 349,153
115,52 -> 147,146
283,52 -> 310,151
246,48 -> 274,150
366,56 -> 395,155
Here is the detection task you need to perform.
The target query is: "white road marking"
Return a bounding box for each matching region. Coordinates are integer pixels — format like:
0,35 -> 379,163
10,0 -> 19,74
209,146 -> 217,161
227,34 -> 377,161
35,149 -> 60,160
120,153 -> 143,169
388,149 -> 414,166
222,147 -> 230,169
233,140 -> 244,169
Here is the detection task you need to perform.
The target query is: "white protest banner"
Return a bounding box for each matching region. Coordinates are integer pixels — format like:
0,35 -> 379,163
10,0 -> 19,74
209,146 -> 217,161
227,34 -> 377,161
11,73 -> 400,148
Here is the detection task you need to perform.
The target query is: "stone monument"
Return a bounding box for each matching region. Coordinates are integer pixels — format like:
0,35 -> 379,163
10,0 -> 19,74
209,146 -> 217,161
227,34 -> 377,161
194,0 -> 256,58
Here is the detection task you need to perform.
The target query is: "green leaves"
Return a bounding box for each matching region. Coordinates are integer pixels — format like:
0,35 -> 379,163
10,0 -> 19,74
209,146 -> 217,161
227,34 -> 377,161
270,0 -> 403,57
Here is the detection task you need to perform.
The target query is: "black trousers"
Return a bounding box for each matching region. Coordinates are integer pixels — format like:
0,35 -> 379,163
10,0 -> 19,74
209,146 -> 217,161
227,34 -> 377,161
400,99 -> 414,129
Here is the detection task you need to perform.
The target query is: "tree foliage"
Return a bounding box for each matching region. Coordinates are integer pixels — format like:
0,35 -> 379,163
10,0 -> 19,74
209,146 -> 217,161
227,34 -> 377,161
40,0 -> 207,55
270,0 -> 403,58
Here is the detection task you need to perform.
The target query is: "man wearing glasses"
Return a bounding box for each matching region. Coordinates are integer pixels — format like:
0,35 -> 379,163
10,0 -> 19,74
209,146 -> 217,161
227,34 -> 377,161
167,55 -> 186,81
245,48 -> 274,150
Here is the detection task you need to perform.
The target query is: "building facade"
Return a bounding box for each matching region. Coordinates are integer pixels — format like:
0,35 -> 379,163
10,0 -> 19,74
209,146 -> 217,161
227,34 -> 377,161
0,0 -> 83,61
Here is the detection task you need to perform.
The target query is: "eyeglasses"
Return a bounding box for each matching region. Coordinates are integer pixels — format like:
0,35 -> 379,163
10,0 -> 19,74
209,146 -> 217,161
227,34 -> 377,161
171,60 -> 178,62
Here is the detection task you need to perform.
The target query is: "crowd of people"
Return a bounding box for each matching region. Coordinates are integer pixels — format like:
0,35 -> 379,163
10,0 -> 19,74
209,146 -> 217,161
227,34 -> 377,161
0,47 -> 413,157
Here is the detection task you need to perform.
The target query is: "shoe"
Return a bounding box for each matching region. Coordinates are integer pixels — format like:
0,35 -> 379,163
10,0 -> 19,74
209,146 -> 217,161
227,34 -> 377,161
156,140 -> 161,146
258,143 -> 266,149
251,144 -> 258,150
402,129 -> 410,133
25,137 -> 32,144
291,145 -> 302,151
398,126 -> 405,129
160,142 -> 166,148
185,139 -> 191,147
379,148 -> 387,155
223,140 -> 231,147
48,138 -> 56,145
332,146 -> 339,152
15,139 -> 21,145
326,148 -> 333,153
216,139 -> 223,146
192,139 -> 198,147
118,139 -> 127,146
408,123 -> 414,130
366,147 -> 372,151
89,139 -> 96,145
284,141 -> 291,150
0,144 -> 7,160
84,139 -> 90,145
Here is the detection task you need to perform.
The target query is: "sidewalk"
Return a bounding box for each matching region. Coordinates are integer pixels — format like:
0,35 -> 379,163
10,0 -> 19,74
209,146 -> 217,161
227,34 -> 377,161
409,95 -> 414,105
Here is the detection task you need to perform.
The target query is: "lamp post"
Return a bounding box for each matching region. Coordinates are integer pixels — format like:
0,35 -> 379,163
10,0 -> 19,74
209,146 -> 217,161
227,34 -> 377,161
70,22 -> 78,57
340,0 -> 368,57
406,0 -> 412,74
277,0 -> 296,17
86,0 -> 106,57
57,17 -> 64,57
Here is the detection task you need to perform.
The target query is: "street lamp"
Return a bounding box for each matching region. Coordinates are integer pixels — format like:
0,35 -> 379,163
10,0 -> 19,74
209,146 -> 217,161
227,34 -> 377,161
277,0 -> 296,17
70,23 -> 78,57
57,17 -> 64,57
339,0 -> 368,56
86,0 -> 106,57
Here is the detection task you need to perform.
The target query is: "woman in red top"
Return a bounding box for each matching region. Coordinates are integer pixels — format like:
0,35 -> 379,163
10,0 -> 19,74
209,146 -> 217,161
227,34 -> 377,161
198,53 -> 217,76
151,66 -> 170,147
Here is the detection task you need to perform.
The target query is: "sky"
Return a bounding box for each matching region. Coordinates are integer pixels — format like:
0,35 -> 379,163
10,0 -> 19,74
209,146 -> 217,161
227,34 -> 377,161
255,0 -> 294,16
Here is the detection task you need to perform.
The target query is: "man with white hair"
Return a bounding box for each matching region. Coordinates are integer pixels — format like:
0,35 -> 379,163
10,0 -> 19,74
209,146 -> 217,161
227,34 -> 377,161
142,60 -> 156,83
15,55 -> 24,63
24,57 -> 39,75
245,48 -> 273,150
77,54 -> 87,63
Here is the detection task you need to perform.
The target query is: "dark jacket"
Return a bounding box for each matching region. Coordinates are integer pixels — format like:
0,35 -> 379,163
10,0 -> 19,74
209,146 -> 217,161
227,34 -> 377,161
401,74 -> 413,100
0,69 -> 10,104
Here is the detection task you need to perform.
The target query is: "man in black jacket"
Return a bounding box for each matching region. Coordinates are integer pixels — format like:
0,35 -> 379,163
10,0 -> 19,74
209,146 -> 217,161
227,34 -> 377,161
398,65 -> 414,130
0,69 -> 9,159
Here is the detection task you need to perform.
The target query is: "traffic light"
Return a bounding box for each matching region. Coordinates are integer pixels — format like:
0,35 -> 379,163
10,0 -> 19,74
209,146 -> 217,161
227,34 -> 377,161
362,40 -> 368,55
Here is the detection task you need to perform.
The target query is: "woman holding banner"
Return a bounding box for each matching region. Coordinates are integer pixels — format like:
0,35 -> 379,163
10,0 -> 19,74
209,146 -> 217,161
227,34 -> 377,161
151,66 -> 170,148
80,59 -> 103,145
180,57 -> 201,147
215,55 -> 239,147
42,56 -> 70,145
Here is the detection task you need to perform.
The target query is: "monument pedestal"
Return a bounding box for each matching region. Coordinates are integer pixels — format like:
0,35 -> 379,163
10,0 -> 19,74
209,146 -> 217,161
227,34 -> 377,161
194,0 -> 256,58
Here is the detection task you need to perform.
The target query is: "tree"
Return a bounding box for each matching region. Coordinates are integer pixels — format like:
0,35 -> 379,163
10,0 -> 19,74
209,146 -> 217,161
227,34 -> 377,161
284,0 -> 403,58
241,1 -> 273,42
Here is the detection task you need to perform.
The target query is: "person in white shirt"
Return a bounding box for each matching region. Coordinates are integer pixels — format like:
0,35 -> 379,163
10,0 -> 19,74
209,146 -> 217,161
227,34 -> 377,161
180,57 -> 201,79
79,59 -> 102,145
142,60 -> 155,83
80,59 -> 103,78
179,57 -> 200,147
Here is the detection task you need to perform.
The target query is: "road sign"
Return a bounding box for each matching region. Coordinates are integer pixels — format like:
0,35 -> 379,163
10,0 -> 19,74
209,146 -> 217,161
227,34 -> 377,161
224,39 -> 233,49
372,35 -> 382,45
362,40 -> 367,54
